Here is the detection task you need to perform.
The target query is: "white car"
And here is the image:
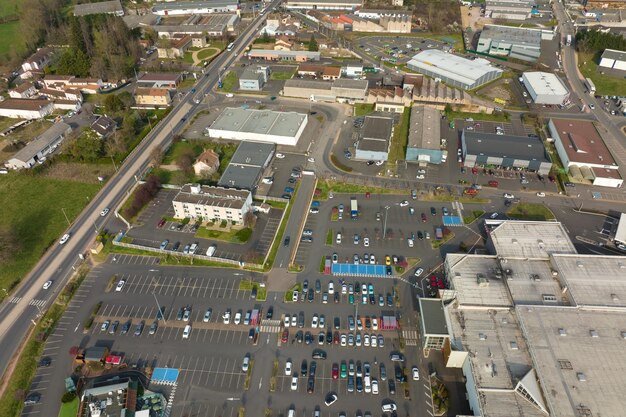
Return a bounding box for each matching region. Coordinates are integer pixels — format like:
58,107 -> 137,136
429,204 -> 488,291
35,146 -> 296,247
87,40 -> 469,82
341,334 -> 347,346
242,355 -> 250,372
307,157 -> 315,162
336,233 -> 342,244
115,279 -> 125,292
285,360 -> 293,376
414,268 -> 424,277
371,334 -> 378,347
536,192 -> 546,197
291,315 -> 297,327
416,174 -> 425,180
275,153 -> 286,159
382,403 -> 397,413
100,208 -> 110,216
372,318 -> 378,330
370,255 -> 376,265
312,314 -> 319,328
59,233 -> 70,245
407,238 -> 414,248
290,375 -> 298,391
182,324 -> 191,339
234,312 -> 241,325
43,280 -> 53,290
225,93 -> 234,98
284,314 -> 291,327
412,366 -> 420,381
503,193 -> 515,199
372,378 -> 379,394
363,237 -> 369,247
328,282 -> 334,294
364,334 -> 370,347
223,311 -> 231,324
399,200 -> 409,207
375,160 -> 384,166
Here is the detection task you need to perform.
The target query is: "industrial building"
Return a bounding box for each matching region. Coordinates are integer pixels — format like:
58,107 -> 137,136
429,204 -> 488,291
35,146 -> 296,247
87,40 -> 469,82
0,98 -> 54,119
172,184 -> 253,224
477,24 -> 552,62
79,379 -> 167,417
218,141 -> 275,190
154,14 -> 238,37
284,0 -> 363,10
208,107 -> 308,146
485,0 -> 536,21
405,105 -> 445,164
599,48 -> 626,72
73,0 -> 124,16
522,72 -> 570,105
331,79 -> 368,103
406,50 -> 503,90
247,50 -> 320,62
461,130 -> 552,174
547,118 -> 622,188
354,116 -> 393,161
442,219 -> 626,417
152,0 -> 239,16
5,122 -> 71,170
282,78 -> 368,103
239,66 -> 270,91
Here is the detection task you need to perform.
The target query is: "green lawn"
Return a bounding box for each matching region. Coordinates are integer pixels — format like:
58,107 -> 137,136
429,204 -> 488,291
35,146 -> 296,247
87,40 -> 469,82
0,174 -> 100,295
579,51 -> 626,96
220,71 -> 238,93
0,0 -> 19,17
197,47 -> 221,61
507,203 -> 555,221
270,68 -> 296,80
195,227 -> 253,244
0,22 -> 23,59
387,107 -> 411,169
354,103 -> 375,116
58,398 -> 79,417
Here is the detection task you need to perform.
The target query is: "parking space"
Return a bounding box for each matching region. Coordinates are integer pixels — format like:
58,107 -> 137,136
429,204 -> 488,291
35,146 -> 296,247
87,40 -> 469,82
356,35 -> 451,66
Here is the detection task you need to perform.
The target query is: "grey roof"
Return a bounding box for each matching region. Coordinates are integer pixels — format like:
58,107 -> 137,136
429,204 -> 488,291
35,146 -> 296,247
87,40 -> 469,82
363,116 -> 393,140
155,23 -> 228,34
407,50 -> 503,87
463,131 -> 550,163
601,48 -> 626,62
174,184 -> 250,208
240,66 -> 263,81
332,79 -> 368,90
152,0 -> 238,11
407,105 -> 440,150
419,298 -> 448,336
229,141 -> 275,166
480,24 -> 541,48
284,79 -> 333,90
73,0 -> 123,16
489,221 -> 575,259
12,122 -> 70,163
247,50 -> 321,59
287,0 -> 362,4
218,165 -> 262,190
210,107 -> 307,138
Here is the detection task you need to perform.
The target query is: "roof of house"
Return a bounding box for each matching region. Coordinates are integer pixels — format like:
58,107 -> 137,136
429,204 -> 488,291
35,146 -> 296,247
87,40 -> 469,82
194,149 -> 220,167
172,35 -> 192,49
550,118 -> 617,167
322,66 -> 341,77
11,122 -> 71,163
24,48 -> 52,65
297,64 -> 326,73
275,35 -> 293,44
12,82 -> 35,94
73,0 -> 123,16
0,98 -> 52,111
135,87 -> 170,97
91,115 -> 116,137
463,131 -> 550,163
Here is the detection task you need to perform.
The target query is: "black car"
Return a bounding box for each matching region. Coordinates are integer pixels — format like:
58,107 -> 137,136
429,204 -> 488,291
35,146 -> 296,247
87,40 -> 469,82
248,328 -> 255,339
301,359 -> 308,376
172,241 -> 181,251
386,266 -> 392,276
369,294 -> 376,305
315,280 -> 321,293
430,207 -> 436,216
334,317 -> 340,330
121,320 -> 131,334
296,330 -> 303,343
310,361 -> 317,377
251,286 -> 257,299
24,393 -> 41,406
176,307 -> 185,320
326,330 -> 333,345
334,292 -> 339,303
38,357 -> 51,367
308,289 -> 315,302
312,350 -> 327,360
307,377 -> 315,394
565,182 -> 575,187
366,160 -> 375,166
305,331 -> 313,345
266,306 -> 273,319
356,376 -> 363,392
388,379 -> 396,395
417,231 -> 424,240
395,366 -> 406,382
303,280 -> 309,292
283,236 -> 290,246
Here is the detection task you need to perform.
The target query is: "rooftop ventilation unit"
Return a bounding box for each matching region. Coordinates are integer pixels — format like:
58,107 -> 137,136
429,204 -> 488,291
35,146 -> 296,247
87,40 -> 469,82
558,328 -> 567,336
589,330 -> 599,338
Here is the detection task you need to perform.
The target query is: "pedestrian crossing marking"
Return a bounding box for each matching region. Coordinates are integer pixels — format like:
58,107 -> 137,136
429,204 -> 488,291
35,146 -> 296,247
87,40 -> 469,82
29,299 -> 47,308
9,297 -> 21,304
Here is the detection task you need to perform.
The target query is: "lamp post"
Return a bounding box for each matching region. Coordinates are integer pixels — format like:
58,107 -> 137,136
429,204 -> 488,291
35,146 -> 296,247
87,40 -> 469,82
382,206 -> 390,239
61,208 -> 71,226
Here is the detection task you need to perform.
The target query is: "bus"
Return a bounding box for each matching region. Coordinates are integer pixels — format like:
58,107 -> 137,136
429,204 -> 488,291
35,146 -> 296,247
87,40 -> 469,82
585,78 -> 596,95
350,198 -> 358,220
227,42 -> 235,51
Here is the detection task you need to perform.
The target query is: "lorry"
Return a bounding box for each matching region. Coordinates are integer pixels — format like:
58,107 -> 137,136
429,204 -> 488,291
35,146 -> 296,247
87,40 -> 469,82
584,78 -> 596,95
566,34 -> 572,46
350,198 -> 358,220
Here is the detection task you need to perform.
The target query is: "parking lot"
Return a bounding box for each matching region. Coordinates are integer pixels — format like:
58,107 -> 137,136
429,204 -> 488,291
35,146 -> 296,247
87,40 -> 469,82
356,35 -> 452,66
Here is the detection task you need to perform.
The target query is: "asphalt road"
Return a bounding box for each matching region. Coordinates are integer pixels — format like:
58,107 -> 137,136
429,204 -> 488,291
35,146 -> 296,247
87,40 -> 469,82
0,0 -> 282,380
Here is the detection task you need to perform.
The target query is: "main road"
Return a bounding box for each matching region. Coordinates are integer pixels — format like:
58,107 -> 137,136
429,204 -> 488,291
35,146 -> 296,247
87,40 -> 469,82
0,0 -> 281,380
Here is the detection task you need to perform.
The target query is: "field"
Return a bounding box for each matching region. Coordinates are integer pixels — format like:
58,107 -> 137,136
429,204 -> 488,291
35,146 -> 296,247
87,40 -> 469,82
507,203 -> 555,221
579,52 -> 626,96
0,0 -> 19,17
0,22 -> 23,60
0,174 -> 101,294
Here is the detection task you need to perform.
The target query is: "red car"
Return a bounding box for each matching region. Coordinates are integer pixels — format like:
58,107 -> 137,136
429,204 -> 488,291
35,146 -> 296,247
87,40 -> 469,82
333,331 -> 340,345
471,167 -> 478,175
281,329 -> 289,343
332,363 -> 339,380
488,180 -> 499,187
548,176 -> 556,183
157,218 -> 166,228
421,213 -> 427,223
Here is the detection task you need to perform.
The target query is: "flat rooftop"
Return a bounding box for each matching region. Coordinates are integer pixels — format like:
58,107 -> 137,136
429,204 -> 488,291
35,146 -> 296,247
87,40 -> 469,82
407,105 -> 441,151
229,141 -> 275,166
552,254 -> 626,307
419,298 -> 448,336
601,48 -> 626,62
407,49 -> 502,86
73,0 -> 123,16
363,116 -> 393,140
152,0 -> 238,11
489,221 -> 576,259
480,24 -> 541,47
463,131 -> 550,163
523,72 -> 569,96
284,79 -> 333,90
209,107 -> 307,138
218,165 -> 263,190
505,258 -> 570,306
517,306 -> 626,417
174,184 -> 250,209
447,254 -> 512,307
549,118 -> 618,167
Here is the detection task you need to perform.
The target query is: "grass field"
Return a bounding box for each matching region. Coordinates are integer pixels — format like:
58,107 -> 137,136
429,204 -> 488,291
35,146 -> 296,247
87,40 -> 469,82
0,174 -> 100,295
270,68 -> 296,80
507,203 -> 555,221
579,51 -> 626,96
220,71 -> 238,93
0,0 -> 19,17
58,398 -> 79,417
0,22 -> 23,60
354,103 -> 374,116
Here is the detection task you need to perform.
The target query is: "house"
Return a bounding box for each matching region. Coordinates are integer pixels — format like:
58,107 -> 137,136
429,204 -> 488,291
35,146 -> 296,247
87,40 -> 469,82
239,66 -> 271,91
66,77 -> 103,94
5,122 -> 72,169
38,88 -> 83,102
157,35 -> 192,59
297,64 -> 326,77
274,36 -> 294,51
344,61 -> 364,78
137,72 -> 182,89
275,23 -> 299,36
193,149 -> 220,177
134,88 -> 172,107
0,99 -> 54,119
21,48 -> 53,73
42,75 -> 74,90
8,82 -> 37,99
322,66 -> 342,80
91,116 -> 117,138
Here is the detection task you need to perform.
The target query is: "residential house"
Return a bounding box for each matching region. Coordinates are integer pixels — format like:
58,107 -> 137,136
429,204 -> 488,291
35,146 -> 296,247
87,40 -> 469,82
239,66 -> 271,91
247,49 -> 320,61
21,48 -> 53,73
91,116 -> 117,139
0,98 -> 54,119
8,82 -> 37,99
274,36 -> 294,51
66,77 -> 103,94
193,149 -> 220,176
322,66 -> 342,80
172,184 -> 253,224
297,64 -> 326,77
275,23 -> 299,36
192,35 -> 207,48
157,35 -> 192,59
42,75 -> 74,90
5,122 -> 72,169
134,88 -> 172,107
137,73 -> 182,89
38,88 -> 83,102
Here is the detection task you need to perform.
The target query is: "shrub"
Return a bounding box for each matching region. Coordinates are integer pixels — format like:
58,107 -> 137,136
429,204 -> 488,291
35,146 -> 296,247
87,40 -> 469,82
61,391 -> 77,403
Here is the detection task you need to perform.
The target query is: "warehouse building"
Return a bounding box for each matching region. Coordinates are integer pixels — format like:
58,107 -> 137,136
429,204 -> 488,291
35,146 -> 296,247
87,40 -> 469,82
599,48 -> 626,72
547,118 -> 622,188
355,116 -> 393,161
218,141 -> 275,190
522,72 -> 570,105
208,107 -> 308,146
462,131 -> 552,174
247,50 -> 320,62
152,0 -> 239,15
477,24 -> 543,62
405,105 -> 445,164
331,79 -> 368,103
485,0 -> 536,20
73,0 -> 124,16
285,0 -> 363,10
173,184 -> 252,223
406,50 -> 503,90
282,79 -> 336,101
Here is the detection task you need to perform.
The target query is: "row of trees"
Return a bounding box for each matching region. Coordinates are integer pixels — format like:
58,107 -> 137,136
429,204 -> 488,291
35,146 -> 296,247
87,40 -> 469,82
124,175 -> 161,220
576,29 -> 626,55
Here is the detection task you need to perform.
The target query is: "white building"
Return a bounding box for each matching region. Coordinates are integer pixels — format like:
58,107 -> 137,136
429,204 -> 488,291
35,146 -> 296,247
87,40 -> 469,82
152,0 -> 239,16
547,118 -> 622,188
522,72 -> 569,105
8,82 -> 37,99
284,0 -> 363,10
21,48 -> 52,73
172,184 -> 252,224
208,107 -> 308,146
599,48 -> 626,71
0,99 -> 54,119
5,122 -> 71,169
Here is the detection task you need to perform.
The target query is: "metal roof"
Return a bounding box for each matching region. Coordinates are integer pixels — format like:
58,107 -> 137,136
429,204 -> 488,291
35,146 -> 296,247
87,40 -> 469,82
523,72 -> 569,97
480,24 -> 542,48
407,49 -> 502,87
488,221 -> 576,259
11,122 -> 70,163
73,0 -> 123,16
152,0 -> 238,11
419,298 -> 448,336
601,48 -> 626,62
210,107 -> 307,138
407,105 -> 440,150
229,141 -> 275,167
463,131 -> 551,163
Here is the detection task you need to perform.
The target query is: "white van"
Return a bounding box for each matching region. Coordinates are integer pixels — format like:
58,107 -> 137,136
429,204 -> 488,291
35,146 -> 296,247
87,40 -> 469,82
182,325 -> 191,339
364,376 -> 372,393
206,245 -> 216,257
287,407 -> 295,417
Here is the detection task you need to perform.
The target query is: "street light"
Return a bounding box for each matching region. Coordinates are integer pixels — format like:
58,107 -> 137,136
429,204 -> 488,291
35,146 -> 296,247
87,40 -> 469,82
61,208 -> 71,227
382,206 -> 390,239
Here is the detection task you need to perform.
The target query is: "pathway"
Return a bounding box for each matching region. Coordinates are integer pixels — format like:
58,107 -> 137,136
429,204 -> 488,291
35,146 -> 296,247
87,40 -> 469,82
192,47 -> 221,66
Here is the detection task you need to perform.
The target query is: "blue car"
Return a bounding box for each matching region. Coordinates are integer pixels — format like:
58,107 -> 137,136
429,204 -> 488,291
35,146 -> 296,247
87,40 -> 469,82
284,187 -> 294,193
311,201 -> 321,207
